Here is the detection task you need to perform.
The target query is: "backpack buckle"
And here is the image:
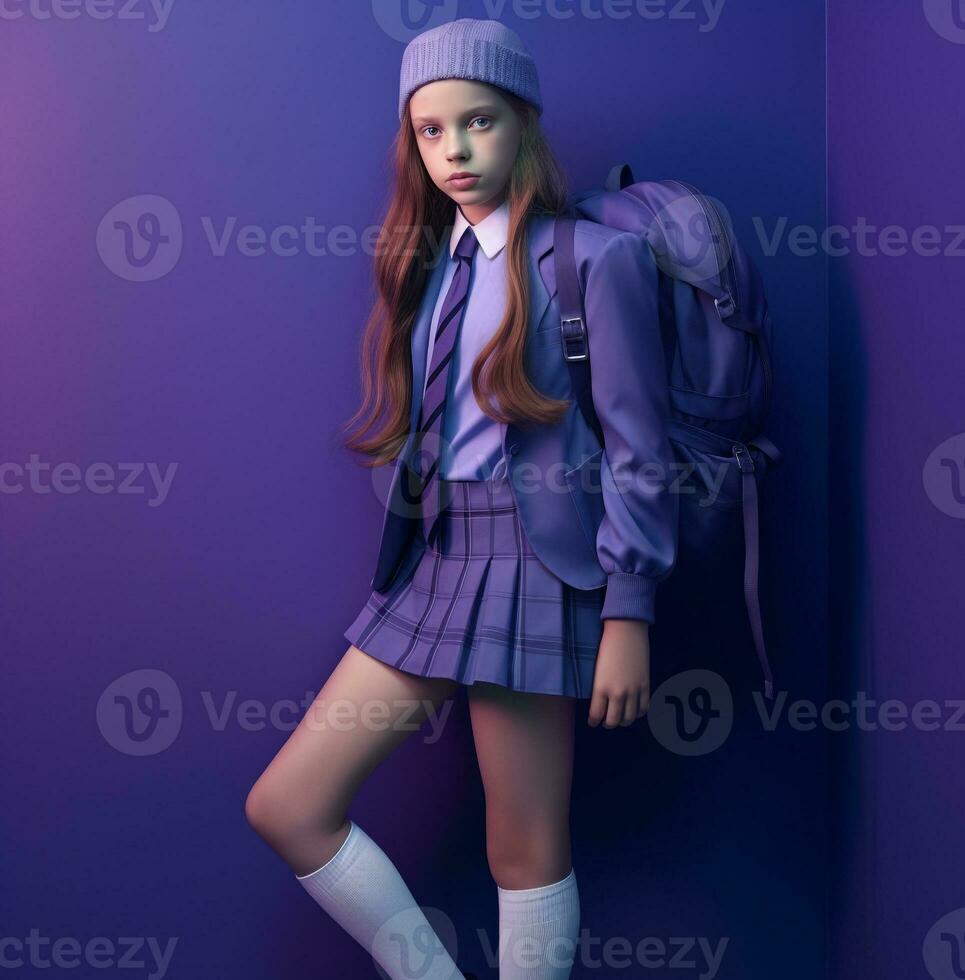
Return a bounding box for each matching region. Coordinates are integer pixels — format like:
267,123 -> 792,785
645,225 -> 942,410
732,444 -> 755,474
561,316 -> 588,361
714,293 -> 737,320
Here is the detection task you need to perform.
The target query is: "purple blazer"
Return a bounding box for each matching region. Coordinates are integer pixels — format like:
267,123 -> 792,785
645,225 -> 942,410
368,212 -> 678,624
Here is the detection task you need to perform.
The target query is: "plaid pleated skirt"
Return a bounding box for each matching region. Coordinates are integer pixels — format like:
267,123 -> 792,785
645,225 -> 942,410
343,475 -> 606,699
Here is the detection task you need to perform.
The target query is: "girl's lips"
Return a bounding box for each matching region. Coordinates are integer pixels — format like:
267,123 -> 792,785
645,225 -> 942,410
448,175 -> 480,189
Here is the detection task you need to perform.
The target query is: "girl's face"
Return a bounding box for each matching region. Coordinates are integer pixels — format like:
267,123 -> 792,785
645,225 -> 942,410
409,78 -> 522,220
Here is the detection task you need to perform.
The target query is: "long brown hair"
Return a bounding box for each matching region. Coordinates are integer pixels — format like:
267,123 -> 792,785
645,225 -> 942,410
341,92 -> 570,467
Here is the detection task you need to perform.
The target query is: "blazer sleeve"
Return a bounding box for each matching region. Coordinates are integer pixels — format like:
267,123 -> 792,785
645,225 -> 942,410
582,229 -> 679,624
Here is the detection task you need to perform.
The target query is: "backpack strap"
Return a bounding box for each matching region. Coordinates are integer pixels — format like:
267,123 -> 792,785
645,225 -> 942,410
553,215 -> 604,446
734,441 -> 775,700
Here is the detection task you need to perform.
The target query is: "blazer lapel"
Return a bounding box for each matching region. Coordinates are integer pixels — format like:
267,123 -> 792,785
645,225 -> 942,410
527,212 -> 557,335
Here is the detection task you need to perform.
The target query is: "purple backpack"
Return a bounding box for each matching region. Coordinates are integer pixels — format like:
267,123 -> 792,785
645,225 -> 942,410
553,163 -> 782,700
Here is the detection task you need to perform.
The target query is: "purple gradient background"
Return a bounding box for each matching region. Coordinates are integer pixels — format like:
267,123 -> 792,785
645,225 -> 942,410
828,2 -> 965,979
0,1 -> 957,978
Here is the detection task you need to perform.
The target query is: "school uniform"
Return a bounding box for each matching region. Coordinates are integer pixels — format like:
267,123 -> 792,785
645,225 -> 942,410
344,200 -> 678,699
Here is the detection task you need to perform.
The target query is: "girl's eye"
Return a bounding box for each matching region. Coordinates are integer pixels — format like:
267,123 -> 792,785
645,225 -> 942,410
421,117 -> 490,139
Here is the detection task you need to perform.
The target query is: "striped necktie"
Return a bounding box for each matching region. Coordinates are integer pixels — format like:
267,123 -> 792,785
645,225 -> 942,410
412,223 -> 479,544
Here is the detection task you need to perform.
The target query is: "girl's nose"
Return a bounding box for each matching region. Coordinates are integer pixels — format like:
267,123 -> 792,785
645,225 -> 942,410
445,136 -> 470,160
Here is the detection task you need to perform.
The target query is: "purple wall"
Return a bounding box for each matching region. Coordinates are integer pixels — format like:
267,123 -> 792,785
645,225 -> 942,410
828,3 -> 965,978
2,3 -> 829,978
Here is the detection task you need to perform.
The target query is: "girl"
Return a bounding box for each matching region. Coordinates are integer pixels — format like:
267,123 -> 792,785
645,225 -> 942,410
246,18 -> 677,980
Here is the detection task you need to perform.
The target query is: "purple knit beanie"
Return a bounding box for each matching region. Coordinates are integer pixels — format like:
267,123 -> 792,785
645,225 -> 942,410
398,18 -> 543,122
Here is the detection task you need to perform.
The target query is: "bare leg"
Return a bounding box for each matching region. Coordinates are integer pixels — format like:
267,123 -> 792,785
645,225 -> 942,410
245,645 -> 466,980
467,682 -> 575,889
467,682 -> 581,978
245,643 -> 459,875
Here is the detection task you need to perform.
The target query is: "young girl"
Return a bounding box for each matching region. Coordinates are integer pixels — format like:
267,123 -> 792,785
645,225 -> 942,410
246,18 -> 677,980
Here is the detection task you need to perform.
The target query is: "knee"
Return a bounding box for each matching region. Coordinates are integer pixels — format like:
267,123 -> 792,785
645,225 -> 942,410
485,812 -> 571,889
243,778 -> 291,845
244,776 -> 342,850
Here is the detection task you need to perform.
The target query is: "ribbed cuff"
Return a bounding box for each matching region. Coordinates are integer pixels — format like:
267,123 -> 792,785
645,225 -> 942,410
294,821 -> 358,886
497,868 -> 577,921
600,572 -> 657,623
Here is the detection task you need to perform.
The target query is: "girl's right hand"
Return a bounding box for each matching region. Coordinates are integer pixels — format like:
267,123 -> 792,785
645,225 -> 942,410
587,618 -> 651,728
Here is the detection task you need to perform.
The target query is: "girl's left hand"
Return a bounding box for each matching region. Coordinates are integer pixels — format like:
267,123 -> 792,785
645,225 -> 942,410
587,619 -> 651,728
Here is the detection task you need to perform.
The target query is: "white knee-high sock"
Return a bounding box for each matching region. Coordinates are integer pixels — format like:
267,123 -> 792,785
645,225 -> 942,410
497,868 -> 580,979
296,820 -> 462,980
